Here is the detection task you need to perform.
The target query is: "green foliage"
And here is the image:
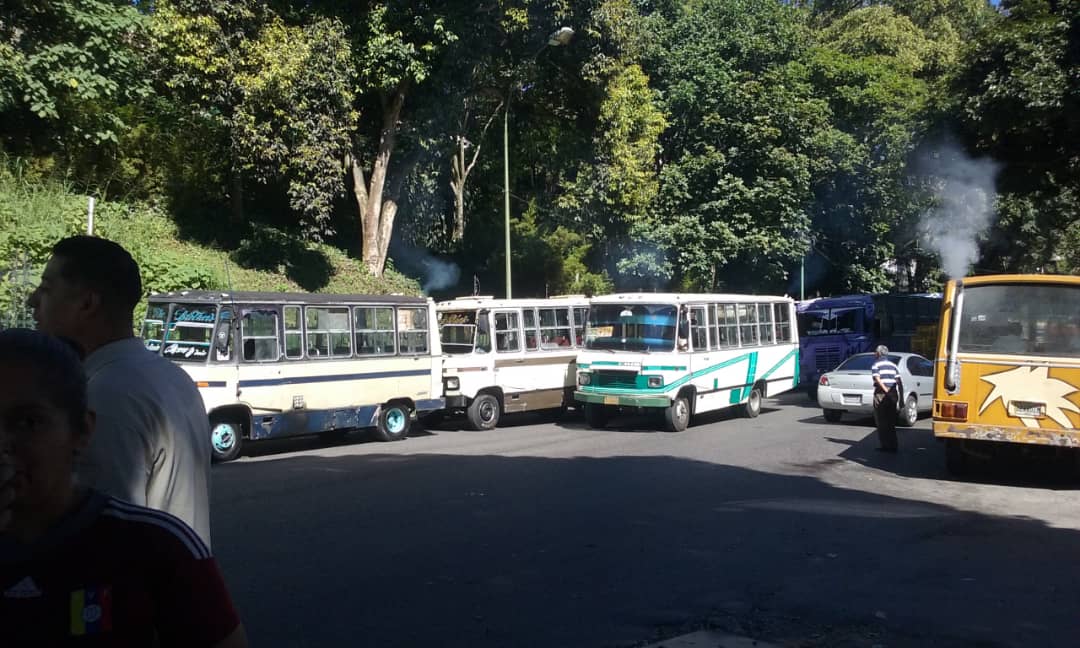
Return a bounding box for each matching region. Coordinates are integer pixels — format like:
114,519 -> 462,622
643,0 -> 820,292
955,0 -> 1079,273
0,0 -> 149,148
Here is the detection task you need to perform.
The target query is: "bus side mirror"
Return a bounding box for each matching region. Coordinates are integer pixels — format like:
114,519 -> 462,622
214,322 -> 231,354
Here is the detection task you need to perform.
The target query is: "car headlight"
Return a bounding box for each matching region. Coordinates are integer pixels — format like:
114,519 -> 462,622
647,375 -> 663,388
578,372 -> 592,386
445,376 -> 460,390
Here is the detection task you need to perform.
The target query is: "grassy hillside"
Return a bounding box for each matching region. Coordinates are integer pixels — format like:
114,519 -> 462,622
0,171 -> 421,327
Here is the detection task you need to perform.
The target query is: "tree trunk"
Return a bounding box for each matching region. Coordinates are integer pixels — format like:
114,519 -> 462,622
449,103 -> 500,243
351,84 -> 407,277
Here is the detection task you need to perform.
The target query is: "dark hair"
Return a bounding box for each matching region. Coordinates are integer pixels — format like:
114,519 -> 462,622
0,328 -> 89,435
52,236 -> 142,321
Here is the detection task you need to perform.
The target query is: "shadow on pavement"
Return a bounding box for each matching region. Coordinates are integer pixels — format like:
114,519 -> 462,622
211,451 -> 1080,648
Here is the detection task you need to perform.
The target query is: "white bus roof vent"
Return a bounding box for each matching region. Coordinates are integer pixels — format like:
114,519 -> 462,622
457,295 -> 494,300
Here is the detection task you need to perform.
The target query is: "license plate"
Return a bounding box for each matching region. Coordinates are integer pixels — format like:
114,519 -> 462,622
1010,402 -> 1045,418
604,396 -> 619,405
842,394 -> 862,406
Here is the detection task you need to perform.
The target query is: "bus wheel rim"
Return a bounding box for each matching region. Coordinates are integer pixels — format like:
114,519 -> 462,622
387,408 -> 406,434
480,400 -> 496,422
212,424 -> 235,452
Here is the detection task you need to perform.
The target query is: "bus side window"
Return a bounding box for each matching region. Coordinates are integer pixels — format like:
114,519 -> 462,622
397,307 -> 429,355
774,303 -> 791,343
523,309 -> 539,351
242,309 -> 281,362
495,311 -> 521,352
689,306 -> 708,351
284,306 -> 303,359
573,307 -> 588,347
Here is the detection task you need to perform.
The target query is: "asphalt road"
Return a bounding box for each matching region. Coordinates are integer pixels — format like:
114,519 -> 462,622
211,393 -> 1080,648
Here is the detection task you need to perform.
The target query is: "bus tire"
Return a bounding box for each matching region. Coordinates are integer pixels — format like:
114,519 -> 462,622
743,384 -> 763,418
584,403 -> 609,429
664,396 -> 691,432
375,402 -> 412,441
466,393 -> 501,430
823,408 -> 842,423
900,394 -> 919,427
210,420 -> 243,463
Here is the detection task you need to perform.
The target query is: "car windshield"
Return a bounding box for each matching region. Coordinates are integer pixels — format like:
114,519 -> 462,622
586,303 -> 677,352
835,354 -> 902,372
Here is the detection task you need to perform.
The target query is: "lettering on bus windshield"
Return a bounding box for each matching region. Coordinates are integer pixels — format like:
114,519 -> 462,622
160,304 -> 216,362
172,307 -> 217,323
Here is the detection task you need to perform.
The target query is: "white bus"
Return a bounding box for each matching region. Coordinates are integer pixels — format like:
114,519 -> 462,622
436,295 -> 591,429
575,293 -> 799,431
140,291 -> 443,461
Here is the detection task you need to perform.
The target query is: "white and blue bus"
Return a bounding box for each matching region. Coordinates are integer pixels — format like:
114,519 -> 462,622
140,290 -> 443,461
574,293 -> 799,431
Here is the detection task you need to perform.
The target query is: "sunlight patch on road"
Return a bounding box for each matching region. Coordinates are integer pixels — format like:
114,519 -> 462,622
713,498 -> 950,519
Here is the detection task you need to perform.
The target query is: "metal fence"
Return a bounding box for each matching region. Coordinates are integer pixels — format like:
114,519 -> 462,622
0,253 -> 36,330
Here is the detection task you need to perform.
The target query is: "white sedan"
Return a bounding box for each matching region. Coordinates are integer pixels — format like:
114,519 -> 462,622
816,352 -> 935,426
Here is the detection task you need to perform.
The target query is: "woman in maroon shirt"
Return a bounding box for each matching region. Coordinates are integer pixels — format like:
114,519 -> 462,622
0,328 -> 247,647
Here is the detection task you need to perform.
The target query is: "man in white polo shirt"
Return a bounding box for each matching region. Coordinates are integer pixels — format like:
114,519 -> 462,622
28,236 -> 212,546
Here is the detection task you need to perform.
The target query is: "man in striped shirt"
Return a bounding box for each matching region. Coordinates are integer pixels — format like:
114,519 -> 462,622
871,345 -> 901,452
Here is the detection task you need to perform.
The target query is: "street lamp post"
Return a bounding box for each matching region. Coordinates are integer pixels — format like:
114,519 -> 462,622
504,26 -> 574,299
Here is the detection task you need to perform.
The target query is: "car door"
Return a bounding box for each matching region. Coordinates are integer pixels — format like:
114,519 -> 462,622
905,355 -> 934,410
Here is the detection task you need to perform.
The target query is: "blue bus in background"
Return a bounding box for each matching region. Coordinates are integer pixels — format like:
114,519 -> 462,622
796,293 -> 942,397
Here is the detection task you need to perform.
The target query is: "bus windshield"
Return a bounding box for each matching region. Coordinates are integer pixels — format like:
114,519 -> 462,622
798,307 -> 863,337
438,310 -> 491,354
958,284 -> 1080,357
586,303 -> 677,352
143,303 -> 218,362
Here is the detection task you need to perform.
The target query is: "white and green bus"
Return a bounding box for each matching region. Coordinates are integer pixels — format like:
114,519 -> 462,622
574,293 -> 799,431
140,290 -> 443,461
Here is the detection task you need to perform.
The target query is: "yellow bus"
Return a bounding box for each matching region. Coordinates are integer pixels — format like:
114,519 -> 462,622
933,274 -> 1080,473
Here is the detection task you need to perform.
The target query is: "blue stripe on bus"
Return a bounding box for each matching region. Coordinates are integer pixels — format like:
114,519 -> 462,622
239,369 -> 432,388
198,381 -> 228,388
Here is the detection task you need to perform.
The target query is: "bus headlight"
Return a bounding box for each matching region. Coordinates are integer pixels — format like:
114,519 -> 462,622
578,373 -> 592,386
647,376 -> 663,388
445,377 -> 460,390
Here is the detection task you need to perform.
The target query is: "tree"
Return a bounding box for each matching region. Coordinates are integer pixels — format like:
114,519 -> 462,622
641,0 -> 824,292
0,0 -> 149,161
953,0 -> 1079,273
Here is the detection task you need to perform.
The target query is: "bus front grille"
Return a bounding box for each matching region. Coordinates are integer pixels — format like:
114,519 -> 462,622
815,346 -> 842,372
596,371 -> 638,389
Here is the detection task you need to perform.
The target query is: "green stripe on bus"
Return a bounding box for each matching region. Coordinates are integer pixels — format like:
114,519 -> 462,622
642,365 -> 687,371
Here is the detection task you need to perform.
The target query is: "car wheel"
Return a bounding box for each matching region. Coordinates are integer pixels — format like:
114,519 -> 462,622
823,408 -> 842,423
584,403 -> 609,429
210,420 -> 243,463
900,394 -> 918,427
466,393 -> 501,430
375,402 -> 412,441
664,396 -> 691,432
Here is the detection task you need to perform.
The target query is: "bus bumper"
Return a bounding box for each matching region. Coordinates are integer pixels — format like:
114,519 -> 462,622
934,421 -> 1080,447
574,390 -> 670,409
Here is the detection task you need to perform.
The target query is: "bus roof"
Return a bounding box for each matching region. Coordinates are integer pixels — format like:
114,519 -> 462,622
588,293 -> 792,305
953,274 -> 1080,287
437,295 -> 591,310
147,290 -> 427,306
